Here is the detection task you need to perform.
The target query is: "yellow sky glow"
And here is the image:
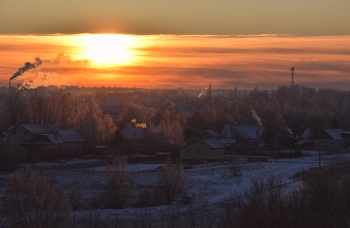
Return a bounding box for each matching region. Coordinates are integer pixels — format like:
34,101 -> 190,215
1,34 -> 350,90
72,34 -> 139,66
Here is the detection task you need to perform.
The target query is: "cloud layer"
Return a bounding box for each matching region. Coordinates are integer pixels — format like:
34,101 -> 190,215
1,34 -> 350,90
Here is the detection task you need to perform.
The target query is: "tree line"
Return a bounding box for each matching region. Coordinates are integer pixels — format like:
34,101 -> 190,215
2,85 -> 350,147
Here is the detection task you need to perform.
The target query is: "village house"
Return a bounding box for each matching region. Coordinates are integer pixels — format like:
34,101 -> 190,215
314,129 -> 345,151
221,124 -> 266,141
301,128 -> 312,143
6,124 -> 49,144
221,124 -> 266,152
179,138 -> 225,161
4,124 -> 84,146
121,127 -> 178,154
300,128 -> 345,151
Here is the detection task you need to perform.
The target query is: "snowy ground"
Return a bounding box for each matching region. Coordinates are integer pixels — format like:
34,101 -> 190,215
2,150 -> 350,221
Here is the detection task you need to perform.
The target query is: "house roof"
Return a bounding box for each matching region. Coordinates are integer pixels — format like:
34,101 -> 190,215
57,130 -> 84,143
219,139 -> 236,146
221,124 -> 266,139
122,128 -> 146,139
302,128 -> 344,140
203,130 -> 219,137
203,138 -> 225,149
155,152 -> 172,156
147,132 -> 168,141
325,129 -> 343,140
21,124 -> 49,134
31,134 -> 65,144
302,128 -> 312,138
7,124 -> 49,134
7,125 -> 15,132
1,132 -> 8,141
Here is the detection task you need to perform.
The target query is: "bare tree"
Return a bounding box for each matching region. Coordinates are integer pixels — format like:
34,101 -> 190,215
156,110 -> 186,144
100,113 -> 117,145
157,163 -> 188,205
74,99 -> 101,144
5,91 -> 32,125
104,157 -> 132,209
2,167 -> 71,228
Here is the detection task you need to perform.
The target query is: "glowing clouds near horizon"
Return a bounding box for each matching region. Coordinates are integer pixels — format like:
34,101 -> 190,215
2,34 -> 350,89
77,34 -> 137,66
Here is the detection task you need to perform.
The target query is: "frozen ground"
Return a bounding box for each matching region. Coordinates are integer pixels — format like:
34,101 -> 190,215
1,150 -> 350,221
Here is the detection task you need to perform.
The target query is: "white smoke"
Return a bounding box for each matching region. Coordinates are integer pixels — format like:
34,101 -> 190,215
18,72 -> 72,89
198,86 -> 209,98
14,54 -> 88,89
251,110 -> 263,126
131,118 -> 147,128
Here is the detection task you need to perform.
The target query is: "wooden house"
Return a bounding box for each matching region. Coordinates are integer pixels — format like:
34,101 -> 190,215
180,138 -> 225,160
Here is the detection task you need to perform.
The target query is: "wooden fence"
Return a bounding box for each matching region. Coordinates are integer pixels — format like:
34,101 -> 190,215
18,160 -> 106,171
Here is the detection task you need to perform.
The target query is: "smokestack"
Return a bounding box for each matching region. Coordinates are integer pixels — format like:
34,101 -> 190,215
9,80 -> 11,93
10,58 -> 43,81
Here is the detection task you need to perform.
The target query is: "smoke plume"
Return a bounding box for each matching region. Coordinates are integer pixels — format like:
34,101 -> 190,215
10,58 -> 43,81
198,86 -> 209,98
131,118 -> 147,128
251,110 -> 263,126
18,72 -> 72,89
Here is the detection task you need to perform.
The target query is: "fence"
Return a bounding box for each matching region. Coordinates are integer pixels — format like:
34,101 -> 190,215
18,160 -> 106,171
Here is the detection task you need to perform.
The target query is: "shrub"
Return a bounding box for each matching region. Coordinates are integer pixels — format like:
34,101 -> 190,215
157,163 -> 188,205
103,157 -> 132,209
1,167 -> 71,228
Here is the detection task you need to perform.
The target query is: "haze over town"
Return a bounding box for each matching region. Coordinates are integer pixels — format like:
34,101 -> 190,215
1,0 -> 350,227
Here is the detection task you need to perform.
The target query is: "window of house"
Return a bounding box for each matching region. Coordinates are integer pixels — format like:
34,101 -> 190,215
196,149 -> 201,154
24,130 -> 28,135
12,130 -> 16,135
186,149 -> 189,153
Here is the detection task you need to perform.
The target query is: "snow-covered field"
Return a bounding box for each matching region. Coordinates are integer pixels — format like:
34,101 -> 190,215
2,150 -> 350,221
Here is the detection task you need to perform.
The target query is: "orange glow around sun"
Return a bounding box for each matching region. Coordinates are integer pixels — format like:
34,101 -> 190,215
76,34 -> 137,66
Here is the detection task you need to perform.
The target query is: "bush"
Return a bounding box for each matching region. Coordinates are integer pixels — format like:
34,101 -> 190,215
1,167 -> 71,228
157,163 -> 188,205
221,175 -> 287,228
136,188 -> 157,208
103,157 -> 132,209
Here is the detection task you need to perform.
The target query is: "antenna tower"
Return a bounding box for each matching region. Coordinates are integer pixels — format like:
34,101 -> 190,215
290,66 -> 295,86
208,81 -> 212,97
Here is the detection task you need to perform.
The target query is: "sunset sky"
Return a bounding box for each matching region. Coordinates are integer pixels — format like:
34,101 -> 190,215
1,0 -> 350,89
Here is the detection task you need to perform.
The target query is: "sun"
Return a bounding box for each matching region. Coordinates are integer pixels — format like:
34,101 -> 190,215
79,34 -> 136,66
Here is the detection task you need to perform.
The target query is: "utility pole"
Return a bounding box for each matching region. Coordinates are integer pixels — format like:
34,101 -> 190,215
99,129 -> 103,146
318,142 -> 321,168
